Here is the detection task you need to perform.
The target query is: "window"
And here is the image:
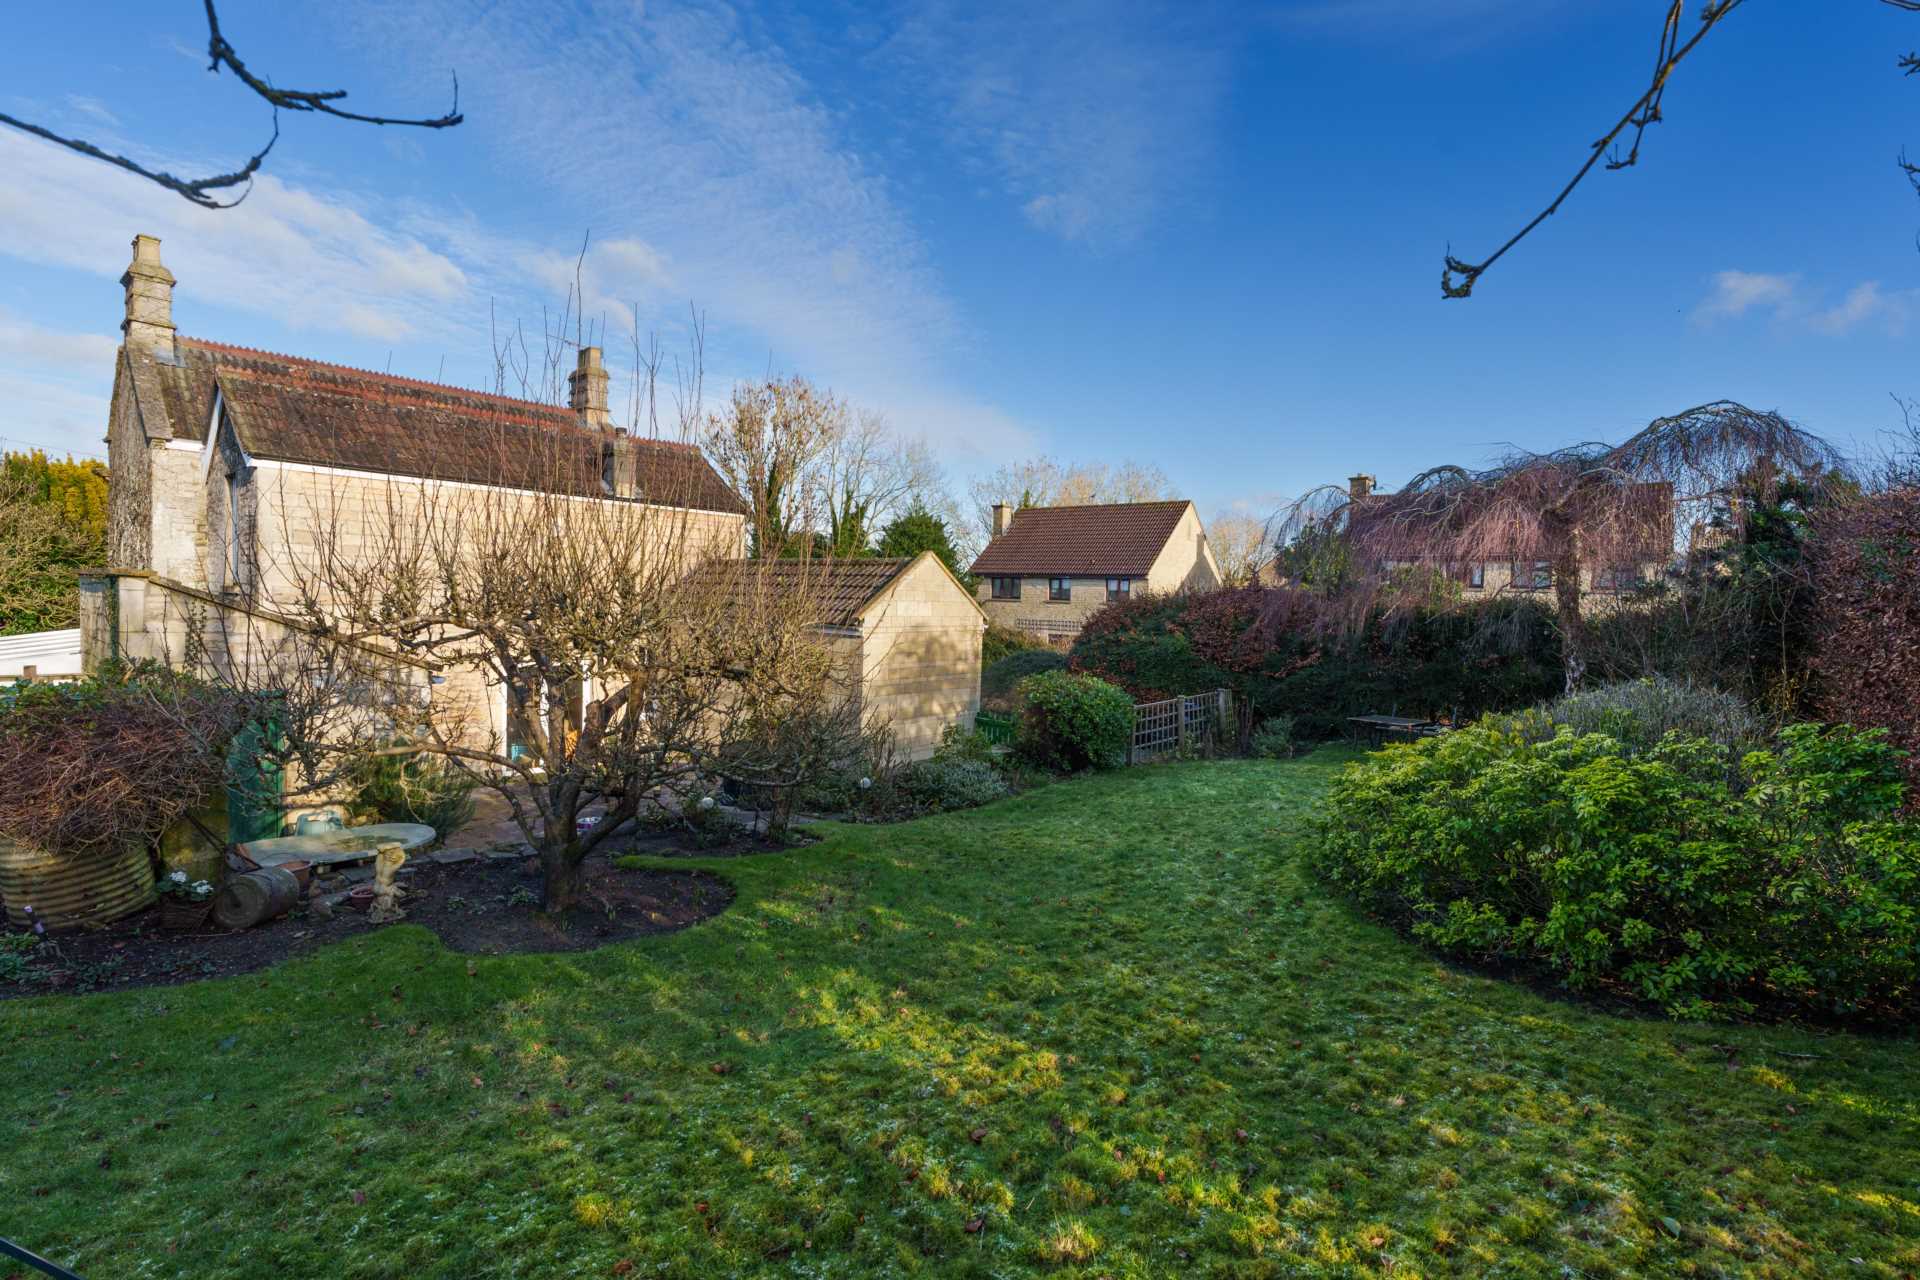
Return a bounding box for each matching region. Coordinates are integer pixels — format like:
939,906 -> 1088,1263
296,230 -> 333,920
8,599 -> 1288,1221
225,471 -> 244,586
1512,561 -> 1551,591
990,576 -> 1021,601
1049,577 -> 1072,602
1466,563 -> 1485,590
1106,577 -> 1131,601
1598,565 -> 1644,593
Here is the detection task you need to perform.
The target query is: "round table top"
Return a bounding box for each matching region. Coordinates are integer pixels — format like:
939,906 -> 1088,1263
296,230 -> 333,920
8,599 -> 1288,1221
239,823 -> 437,866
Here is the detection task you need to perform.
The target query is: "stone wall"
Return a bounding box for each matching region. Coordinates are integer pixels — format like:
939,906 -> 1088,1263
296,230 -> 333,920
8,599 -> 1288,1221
858,558 -> 984,758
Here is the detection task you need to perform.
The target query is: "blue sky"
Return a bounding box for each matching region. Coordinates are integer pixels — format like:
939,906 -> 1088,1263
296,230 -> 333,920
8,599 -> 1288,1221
2,0 -> 1916,523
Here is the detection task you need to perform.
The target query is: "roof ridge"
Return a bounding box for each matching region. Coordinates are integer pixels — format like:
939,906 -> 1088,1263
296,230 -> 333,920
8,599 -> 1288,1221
1016,499 -> 1190,512
182,336 -> 704,453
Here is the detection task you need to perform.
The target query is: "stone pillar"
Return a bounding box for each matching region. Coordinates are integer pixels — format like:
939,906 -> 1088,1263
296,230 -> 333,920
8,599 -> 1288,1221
121,234 -> 176,358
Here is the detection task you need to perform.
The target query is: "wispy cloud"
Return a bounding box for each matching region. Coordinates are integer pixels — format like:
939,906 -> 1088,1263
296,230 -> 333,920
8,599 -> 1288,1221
1691,269 -> 1915,336
1692,270 -> 1798,324
0,309 -> 117,456
881,0 -> 1228,247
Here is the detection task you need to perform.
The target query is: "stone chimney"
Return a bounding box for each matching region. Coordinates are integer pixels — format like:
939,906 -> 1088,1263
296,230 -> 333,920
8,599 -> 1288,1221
568,345 -> 612,428
991,502 -> 1015,537
1348,474 -> 1376,501
602,429 -> 639,499
120,234 -> 176,357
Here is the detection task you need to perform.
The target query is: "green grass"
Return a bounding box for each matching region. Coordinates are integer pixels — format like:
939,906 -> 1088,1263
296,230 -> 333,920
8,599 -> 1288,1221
3,750 -> 1916,1278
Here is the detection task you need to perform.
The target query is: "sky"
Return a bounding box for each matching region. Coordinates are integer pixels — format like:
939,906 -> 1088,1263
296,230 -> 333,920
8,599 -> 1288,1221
1,0 -> 1917,526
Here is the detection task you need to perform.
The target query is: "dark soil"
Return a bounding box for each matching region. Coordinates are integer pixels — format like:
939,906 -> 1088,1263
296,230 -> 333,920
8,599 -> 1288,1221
0,853 -> 732,998
615,826 -> 822,860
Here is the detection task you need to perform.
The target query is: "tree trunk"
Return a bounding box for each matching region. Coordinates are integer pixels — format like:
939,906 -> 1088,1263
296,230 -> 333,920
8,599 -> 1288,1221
538,839 -> 585,916
1552,552 -> 1590,693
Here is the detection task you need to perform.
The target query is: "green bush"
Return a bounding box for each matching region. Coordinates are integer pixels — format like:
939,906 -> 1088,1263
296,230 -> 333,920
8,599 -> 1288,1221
1069,587 -> 1563,741
1248,715 -> 1298,759
1314,718 -> 1920,1019
1015,671 -> 1134,772
982,622 -> 1048,669
1544,676 -> 1761,756
982,648 -> 1067,708
933,724 -> 1000,766
351,748 -> 479,838
891,759 -> 1011,813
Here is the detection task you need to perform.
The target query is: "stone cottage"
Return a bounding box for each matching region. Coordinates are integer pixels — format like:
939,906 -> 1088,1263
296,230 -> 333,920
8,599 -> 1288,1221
81,234 -> 979,763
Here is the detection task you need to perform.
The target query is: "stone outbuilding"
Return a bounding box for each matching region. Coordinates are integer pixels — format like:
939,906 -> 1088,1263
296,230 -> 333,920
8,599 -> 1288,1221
684,552 -> 986,759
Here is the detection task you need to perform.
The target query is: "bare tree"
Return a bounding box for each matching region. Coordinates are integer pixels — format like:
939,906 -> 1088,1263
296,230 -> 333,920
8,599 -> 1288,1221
819,410 -> 946,556
1277,401 -> 1843,689
0,1 -> 460,209
1445,1 -> 1919,298
702,376 -> 844,557
967,456 -> 1174,542
239,426 -> 874,915
1206,513 -> 1275,586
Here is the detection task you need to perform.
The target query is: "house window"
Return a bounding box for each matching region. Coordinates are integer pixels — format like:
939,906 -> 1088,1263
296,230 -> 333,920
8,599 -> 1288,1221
990,576 -> 1021,601
1467,563 -> 1485,590
1049,577 -> 1072,602
1512,561 -> 1552,591
1599,564 -> 1644,593
1105,577 -> 1131,602
225,471 -> 244,586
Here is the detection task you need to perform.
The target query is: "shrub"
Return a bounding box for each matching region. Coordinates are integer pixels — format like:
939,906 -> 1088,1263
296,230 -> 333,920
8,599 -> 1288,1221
351,747 -> 479,838
891,759 -> 1010,813
1314,718 -> 1919,1018
1810,488 -> 1920,802
1016,671 -> 1134,772
1070,587 -> 1562,741
982,621 -> 1048,669
1248,715 -> 1297,759
933,724 -> 1000,767
1543,677 -> 1761,756
0,665 -> 251,860
982,648 -> 1067,708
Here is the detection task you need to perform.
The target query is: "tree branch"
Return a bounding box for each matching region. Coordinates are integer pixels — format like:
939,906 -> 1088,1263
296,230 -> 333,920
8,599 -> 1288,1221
1442,1 -> 1748,299
0,0 -> 459,210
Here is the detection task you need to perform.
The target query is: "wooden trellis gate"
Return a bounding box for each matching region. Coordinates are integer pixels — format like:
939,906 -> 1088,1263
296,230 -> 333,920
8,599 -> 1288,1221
1130,689 -> 1233,764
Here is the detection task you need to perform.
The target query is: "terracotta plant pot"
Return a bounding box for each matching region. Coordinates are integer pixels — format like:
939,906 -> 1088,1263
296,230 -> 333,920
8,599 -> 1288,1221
157,896 -> 213,932
345,885 -> 376,912
279,860 -> 313,892
0,836 -> 156,931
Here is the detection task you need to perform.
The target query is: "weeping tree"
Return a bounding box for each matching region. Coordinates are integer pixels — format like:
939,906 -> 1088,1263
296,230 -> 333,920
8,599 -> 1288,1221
1277,402 -> 1844,691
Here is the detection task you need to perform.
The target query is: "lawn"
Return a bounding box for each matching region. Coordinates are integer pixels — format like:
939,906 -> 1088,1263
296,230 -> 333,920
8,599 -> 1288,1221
3,750 -> 1916,1278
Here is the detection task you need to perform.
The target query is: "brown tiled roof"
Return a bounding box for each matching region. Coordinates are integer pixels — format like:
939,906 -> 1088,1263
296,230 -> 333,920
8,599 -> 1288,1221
969,500 -> 1193,577
682,556 -> 917,628
129,337 -> 746,515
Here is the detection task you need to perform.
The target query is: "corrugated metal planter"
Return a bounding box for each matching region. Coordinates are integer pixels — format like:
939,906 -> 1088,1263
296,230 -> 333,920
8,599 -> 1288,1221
0,836 -> 156,930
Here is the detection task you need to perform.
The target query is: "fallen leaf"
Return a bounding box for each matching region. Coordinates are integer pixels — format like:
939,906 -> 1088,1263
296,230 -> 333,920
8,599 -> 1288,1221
969,1127 -> 988,1144
351,1190 -> 366,1205
964,1217 -> 985,1234
611,1262 -> 633,1276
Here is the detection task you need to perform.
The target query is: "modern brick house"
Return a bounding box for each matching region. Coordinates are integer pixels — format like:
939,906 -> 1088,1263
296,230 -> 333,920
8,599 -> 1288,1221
968,499 -> 1223,644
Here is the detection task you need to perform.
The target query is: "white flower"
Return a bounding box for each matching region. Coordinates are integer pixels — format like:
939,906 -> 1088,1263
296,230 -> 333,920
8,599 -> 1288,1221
858,777 -> 873,791
192,881 -> 213,894
697,796 -> 715,811
169,870 -> 188,884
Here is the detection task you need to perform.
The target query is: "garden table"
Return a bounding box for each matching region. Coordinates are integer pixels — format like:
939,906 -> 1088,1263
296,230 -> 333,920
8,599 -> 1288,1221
237,822 -> 437,869
1347,715 -> 1436,748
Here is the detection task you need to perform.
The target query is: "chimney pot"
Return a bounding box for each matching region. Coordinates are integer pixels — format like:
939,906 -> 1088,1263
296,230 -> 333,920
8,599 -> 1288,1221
120,233 -> 176,358
569,345 -> 612,427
